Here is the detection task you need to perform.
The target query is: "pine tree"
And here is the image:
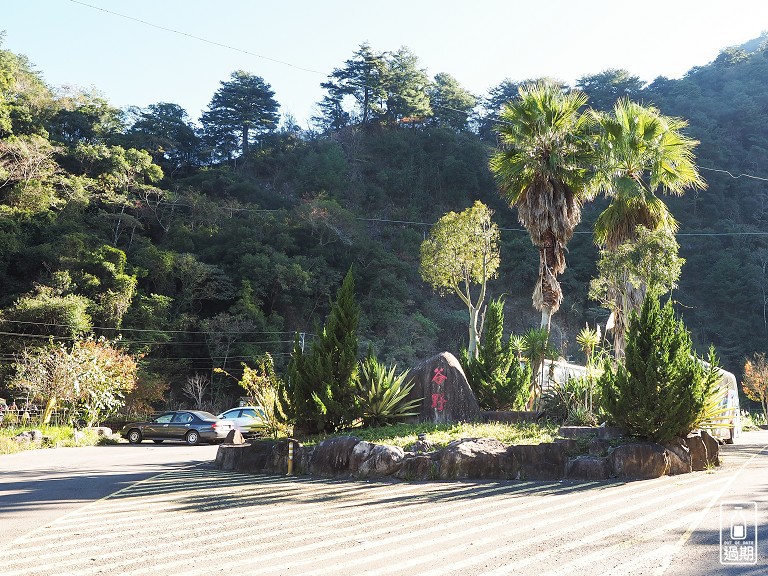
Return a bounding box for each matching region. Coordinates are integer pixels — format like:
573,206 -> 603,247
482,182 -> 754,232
599,295 -> 719,442
200,70 -> 279,160
279,269 -> 360,434
319,43 -> 387,126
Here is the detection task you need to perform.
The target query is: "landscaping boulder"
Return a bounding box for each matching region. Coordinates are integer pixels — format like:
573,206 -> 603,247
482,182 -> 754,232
355,444 -> 405,478
300,445 -> 314,474
404,352 -> 481,424
14,430 -> 43,444
223,429 -> 246,445
213,433 -> 701,482
686,430 -> 720,470
395,454 -> 438,481
685,433 -> 708,471
566,456 -> 611,480
588,438 -> 611,457
216,439 -> 304,475
553,437 -> 579,453
309,436 -> 361,477
609,443 -> 669,479
407,433 -> 432,453
596,426 -> 624,440
558,426 -> 598,439
701,430 -> 720,467
349,440 -> 373,470
511,443 -> 566,480
215,443 -> 243,470
662,437 -> 692,475
435,438 -> 516,479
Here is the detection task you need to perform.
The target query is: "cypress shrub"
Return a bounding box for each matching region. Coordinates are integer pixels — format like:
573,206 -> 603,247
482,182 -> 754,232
598,295 -> 719,442
461,297 -> 531,410
278,268 -> 360,435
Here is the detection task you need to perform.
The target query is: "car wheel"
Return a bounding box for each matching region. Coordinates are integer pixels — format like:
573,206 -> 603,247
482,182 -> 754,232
127,429 -> 142,444
152,439 -> 164,444
185,430 -> 200,445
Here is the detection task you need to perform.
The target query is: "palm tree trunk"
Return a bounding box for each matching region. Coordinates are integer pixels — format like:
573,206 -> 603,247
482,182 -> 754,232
613,315 -> 626,360
534,234 -> 563,334
613,279 -> 646,359
540,308 -> 552,331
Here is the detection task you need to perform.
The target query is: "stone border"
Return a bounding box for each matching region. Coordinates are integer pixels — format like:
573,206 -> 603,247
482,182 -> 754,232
214,428 -> 720,482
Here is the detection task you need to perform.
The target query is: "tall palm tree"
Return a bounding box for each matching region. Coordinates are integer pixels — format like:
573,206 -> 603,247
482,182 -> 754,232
489,82 -> 595,331
592,99 -> 705,356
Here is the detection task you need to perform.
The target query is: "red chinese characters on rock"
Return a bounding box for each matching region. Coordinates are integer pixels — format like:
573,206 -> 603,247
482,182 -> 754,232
431,367 -> 447,385
431,393 -> 447,411
431,367 -> 447,411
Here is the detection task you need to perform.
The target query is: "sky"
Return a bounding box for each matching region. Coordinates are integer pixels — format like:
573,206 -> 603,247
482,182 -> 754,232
3,0 -> 768,128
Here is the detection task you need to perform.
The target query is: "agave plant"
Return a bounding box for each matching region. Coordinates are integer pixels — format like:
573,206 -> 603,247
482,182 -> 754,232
356,354 -> 421,428
693,386 -> 735,435
541,376 -> 600,425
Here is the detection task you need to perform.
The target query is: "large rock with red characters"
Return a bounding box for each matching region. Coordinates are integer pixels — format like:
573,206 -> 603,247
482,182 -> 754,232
404,351 -> 481,424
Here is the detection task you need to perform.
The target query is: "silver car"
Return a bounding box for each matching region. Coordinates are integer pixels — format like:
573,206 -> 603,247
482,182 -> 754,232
218,406 -> 266,436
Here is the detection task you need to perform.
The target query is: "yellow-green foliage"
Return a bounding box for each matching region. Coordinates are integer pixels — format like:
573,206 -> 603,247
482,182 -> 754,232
0,425 -> 106,454
311,421 -> 558,449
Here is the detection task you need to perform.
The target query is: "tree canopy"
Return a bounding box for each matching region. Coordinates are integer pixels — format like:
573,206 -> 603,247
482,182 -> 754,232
1,35 -> 768,413
489,82 -> 595,331
201,70 -> 279,160
420,201 -> 500,358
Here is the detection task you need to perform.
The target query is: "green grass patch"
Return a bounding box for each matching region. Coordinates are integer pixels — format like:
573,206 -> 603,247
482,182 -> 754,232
0,425 -> 111,455
301,421 -> 559,449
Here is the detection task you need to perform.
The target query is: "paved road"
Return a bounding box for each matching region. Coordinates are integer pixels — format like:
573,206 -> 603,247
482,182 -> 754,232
0,432 -> 765,575
0,442 -> 219,548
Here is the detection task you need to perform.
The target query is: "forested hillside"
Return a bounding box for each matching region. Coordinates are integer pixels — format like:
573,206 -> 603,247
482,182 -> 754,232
1,35 -> 767,407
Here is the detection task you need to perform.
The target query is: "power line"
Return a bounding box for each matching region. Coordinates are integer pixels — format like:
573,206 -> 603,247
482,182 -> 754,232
0,331 -> 70,341
131,196 -> 768,238
0,319 -> 307,336
676,231 -> 768,236
64,0 -> 768,156
33,6 -> 768,241
0,331 -> 300,348
358,217 -> 432,226
355,215 -> 768,238
67,0 -> 486,127
68,0 -> 325,76
700,166 -> 768,182
114,340 -> 298,346
148,354 -> 293,360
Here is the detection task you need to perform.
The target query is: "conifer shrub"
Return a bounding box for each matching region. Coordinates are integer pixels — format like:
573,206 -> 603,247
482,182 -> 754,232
598,295 -> 719,443
278,269 -> 361,435
460,297 -> 531,410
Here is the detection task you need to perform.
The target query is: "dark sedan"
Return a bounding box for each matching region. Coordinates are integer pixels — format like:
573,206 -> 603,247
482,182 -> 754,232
119,410 -> 235,445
